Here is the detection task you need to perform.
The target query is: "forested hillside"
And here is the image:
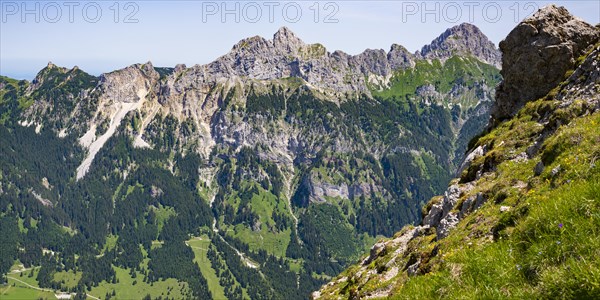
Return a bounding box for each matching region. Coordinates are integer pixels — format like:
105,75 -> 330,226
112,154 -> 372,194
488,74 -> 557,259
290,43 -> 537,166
0,24 -> 500,299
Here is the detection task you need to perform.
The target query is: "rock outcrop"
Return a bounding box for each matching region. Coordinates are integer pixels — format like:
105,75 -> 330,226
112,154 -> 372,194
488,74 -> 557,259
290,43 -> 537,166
430,3 -> 600,248
556,43 -> 600,108
492,4 -> 599,122
197,26 -> 415,96
419,23 -> 501,68
314,6 -> 600,299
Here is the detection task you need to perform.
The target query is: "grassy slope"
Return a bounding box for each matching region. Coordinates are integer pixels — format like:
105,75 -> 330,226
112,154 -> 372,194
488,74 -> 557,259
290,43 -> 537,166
222,182 -> 292,258
1,278 -> 56,300
391,105 -> 600,299
1,267 -> 57,300
371,55 -> 500,107
320,46 -> 600,299
0,76 -> 30,125
0,264 -> 187,300
90,266 -> 187,299
53,270 -> 82,290
187,236 -> 228,300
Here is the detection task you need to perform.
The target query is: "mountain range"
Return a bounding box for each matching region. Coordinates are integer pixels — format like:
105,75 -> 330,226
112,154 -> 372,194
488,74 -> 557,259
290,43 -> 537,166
1,15 -> 509,300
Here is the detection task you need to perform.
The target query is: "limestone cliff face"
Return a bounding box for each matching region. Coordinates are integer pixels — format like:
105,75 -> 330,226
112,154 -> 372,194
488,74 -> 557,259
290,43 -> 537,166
181,26 -> 416,98
20,24 -> 500,181
419,23 -> 502,68
492,4 -> 599,122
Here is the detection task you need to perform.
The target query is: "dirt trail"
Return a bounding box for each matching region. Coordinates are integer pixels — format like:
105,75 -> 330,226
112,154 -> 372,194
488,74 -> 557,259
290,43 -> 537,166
7,276 -> 101,300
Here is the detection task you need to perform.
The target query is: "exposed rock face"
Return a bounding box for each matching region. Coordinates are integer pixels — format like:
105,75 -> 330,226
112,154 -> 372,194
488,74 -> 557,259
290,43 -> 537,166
556,44 -> 600,108
419,23 -> 501,68
99,62 -> 159,104
456,145 -> 486,176
388,44 -> 416,70
273,26 -> 305,53
492,5 -> 600,122
307,179 -> 381,204
421,183 -> 475,239
195,26 -> 417,97
169,24 -> 497,100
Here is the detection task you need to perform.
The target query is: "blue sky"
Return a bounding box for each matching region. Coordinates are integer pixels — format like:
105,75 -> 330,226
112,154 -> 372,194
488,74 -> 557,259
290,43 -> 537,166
1,1 -> 599,79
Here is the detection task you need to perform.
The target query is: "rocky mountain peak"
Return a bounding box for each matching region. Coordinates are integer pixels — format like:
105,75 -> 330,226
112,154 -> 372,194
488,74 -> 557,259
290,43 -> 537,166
39,62 -> 67,74
140,61 -> 155,74
174,63 -> 186,73
273,26 -> 305,52
492,4 -> 600,122
231,35 -> 270,53
419,23 -> 501,68
229,27 -> 306,57
389,43 -> 409,53
388,44 -> 415,69
528,4 -> 580,26
29,62 -> 72,91
174,25 -> 502,96
98,61 -> 158,103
